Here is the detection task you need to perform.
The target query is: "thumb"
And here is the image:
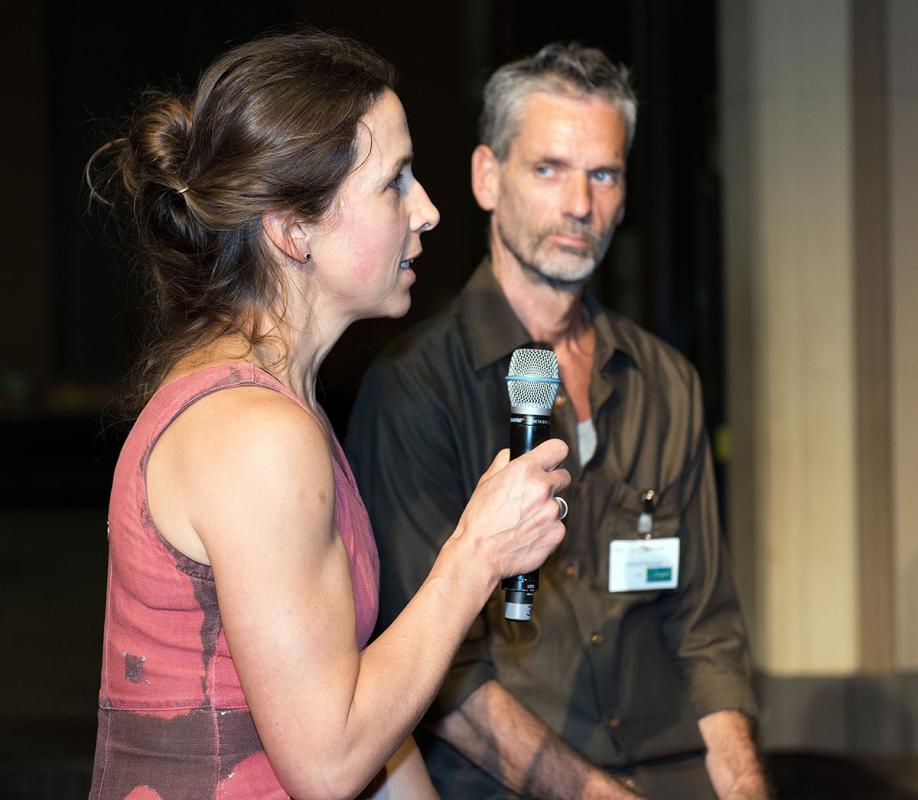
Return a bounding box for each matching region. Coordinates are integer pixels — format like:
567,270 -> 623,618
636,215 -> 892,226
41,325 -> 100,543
480,448 -> 511,482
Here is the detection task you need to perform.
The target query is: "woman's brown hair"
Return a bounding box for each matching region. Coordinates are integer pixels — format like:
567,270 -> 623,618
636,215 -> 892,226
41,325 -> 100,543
87,31 -> 396,413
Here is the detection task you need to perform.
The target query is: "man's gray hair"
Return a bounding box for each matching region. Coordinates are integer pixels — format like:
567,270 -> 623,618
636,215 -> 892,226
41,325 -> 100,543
480,42 -> 637,161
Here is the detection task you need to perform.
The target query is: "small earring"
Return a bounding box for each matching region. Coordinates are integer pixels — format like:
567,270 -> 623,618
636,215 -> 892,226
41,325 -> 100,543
303,252 -> 311,262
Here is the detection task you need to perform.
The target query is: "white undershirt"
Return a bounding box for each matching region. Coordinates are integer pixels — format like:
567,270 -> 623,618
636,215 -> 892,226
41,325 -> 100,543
577,418 -> 597,467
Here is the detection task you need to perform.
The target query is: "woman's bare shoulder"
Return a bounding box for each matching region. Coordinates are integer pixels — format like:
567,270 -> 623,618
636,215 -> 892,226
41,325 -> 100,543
180,384 -> 329,458
150,384 -> 337,556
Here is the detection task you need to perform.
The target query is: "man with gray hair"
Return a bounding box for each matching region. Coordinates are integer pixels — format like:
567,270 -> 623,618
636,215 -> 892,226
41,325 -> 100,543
347,42 -> 767,799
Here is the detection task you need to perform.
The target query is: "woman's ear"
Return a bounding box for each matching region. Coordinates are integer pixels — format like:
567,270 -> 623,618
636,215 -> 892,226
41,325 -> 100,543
261,211 -> 310,263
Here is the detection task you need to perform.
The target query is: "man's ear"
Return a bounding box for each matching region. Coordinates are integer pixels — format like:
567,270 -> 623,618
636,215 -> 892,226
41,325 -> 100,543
261,211 -> 310,263
471,144 -> 501,212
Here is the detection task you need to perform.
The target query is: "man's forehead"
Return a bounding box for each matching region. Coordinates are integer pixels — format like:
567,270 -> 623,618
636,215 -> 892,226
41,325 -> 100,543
509,91 -> 627,156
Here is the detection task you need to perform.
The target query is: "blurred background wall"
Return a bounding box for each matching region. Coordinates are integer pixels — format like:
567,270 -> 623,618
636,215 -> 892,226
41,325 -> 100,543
721,0 -> 918,756
0,0 -> 914,797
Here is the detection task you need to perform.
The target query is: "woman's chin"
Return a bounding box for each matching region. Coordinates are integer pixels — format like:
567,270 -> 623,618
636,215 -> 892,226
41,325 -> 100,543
362,292 -> 412,321
388,296 -> 412,319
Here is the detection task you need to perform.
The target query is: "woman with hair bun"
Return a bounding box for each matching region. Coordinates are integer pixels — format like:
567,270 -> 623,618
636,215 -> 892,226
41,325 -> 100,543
88,31 -> 569,800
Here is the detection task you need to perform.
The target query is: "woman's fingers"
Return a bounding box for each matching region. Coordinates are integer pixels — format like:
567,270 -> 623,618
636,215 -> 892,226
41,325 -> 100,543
510,442 -> 571,503
548,467 -> 571,497
455,438 -> 572,582
524,438 -> 569,473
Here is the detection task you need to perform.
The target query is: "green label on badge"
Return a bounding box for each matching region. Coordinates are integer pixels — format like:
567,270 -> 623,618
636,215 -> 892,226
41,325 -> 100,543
646,567 -> 672,582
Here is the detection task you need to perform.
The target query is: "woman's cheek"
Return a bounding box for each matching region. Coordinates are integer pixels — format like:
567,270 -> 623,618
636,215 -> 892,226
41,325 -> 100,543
348,219 -> 396,283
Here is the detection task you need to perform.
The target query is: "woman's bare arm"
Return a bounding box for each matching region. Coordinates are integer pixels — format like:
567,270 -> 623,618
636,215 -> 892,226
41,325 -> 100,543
361,737 -> 438,800
148,386 -> 568,800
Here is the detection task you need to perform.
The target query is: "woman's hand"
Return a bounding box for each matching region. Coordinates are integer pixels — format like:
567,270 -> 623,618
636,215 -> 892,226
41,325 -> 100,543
448,439 -> 570,587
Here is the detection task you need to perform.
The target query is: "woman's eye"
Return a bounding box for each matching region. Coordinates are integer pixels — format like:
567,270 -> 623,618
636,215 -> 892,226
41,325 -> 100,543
388,172 -> 406,193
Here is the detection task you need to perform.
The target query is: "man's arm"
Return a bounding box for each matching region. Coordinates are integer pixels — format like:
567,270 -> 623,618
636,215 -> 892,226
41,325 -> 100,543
698,710 -> 769,800
655,366 -> 766,798
346,355 -> 501,714
433,680 -> 645,800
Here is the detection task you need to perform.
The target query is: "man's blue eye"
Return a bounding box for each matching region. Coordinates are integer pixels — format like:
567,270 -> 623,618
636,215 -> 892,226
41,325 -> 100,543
593,169 -> 619,184
535,165 -> 554,176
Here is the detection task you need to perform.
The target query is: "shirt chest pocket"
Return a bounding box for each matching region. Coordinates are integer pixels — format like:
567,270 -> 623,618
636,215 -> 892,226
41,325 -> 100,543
589,481 -> 683,597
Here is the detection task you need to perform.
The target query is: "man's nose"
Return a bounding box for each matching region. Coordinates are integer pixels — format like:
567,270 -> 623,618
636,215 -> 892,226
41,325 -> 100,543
562,172 -> 592,221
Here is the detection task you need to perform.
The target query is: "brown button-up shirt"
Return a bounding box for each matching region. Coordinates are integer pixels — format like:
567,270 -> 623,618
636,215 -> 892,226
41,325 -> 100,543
346,260 -> 756,795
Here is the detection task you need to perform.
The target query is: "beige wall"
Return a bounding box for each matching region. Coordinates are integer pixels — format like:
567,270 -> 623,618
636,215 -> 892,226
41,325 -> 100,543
721,0 -> 917,675
722,0 -> 858,674
889,0 -> 918,670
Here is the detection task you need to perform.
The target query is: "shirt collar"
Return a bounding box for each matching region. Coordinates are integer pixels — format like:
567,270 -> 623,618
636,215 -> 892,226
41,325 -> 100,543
583,289 -> 640,374
458,258 -> 640,373
458,258 -> 533,372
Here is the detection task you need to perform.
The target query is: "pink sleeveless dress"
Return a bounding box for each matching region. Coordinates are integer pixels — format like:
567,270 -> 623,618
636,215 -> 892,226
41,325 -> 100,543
90,362 -> 380,800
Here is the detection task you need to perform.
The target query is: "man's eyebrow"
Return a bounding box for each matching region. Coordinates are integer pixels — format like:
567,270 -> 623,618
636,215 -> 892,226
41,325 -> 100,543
534,157 -> 569,167
592,164 -> 624,174
532,157 -> 624,172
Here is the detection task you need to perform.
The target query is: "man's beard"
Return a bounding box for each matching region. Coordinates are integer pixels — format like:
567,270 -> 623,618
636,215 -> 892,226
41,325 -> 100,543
496,219 -> 608,290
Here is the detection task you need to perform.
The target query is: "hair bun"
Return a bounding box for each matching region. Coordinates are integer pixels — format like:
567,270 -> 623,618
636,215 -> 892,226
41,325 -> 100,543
125,92 -> 193,193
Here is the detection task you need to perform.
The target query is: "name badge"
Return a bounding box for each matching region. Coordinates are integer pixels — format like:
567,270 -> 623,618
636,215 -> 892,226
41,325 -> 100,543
608,537 -> 680,592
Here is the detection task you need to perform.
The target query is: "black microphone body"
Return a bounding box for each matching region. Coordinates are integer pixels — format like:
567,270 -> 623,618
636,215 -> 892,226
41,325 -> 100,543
501,411 -> 552,620
510,412 -> 553,458
501,347 -> 561,622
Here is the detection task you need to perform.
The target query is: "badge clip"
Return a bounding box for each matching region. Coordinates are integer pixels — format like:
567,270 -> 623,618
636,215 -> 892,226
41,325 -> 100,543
637,488 -> 656,540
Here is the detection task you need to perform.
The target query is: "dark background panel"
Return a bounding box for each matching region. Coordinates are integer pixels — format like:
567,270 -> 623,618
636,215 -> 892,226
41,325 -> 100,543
0,2 -> 739,796
27,0 -> 724,438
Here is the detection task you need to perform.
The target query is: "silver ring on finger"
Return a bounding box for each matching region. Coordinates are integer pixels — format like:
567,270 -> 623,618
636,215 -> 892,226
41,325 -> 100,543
554,496 -> 568,521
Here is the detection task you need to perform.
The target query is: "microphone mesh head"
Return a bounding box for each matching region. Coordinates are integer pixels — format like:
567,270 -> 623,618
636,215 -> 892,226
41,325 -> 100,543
506,348 -> 560,414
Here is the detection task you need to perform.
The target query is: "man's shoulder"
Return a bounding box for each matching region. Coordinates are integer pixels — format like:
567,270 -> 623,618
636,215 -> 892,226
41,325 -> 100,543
599,304 -> 699,393
386,298 -> 464,358
363,298 -> 472,398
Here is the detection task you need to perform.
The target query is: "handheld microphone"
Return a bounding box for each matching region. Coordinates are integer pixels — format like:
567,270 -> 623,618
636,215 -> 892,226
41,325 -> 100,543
502,346 -> 561,621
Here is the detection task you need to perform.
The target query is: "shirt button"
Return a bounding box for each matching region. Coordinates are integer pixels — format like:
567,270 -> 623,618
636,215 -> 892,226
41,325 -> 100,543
608,715 -> 621,729
554,394 -> 567,408
623,777 -> 635,790
590,632 -> 603,646
564,562 -> 576,578
576,478 -> 585,491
